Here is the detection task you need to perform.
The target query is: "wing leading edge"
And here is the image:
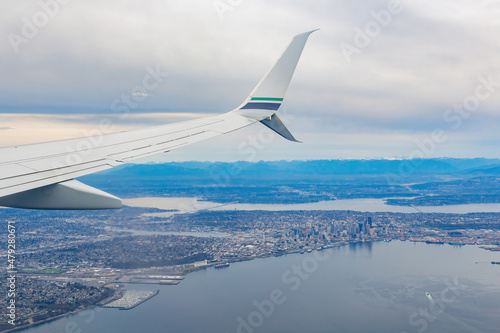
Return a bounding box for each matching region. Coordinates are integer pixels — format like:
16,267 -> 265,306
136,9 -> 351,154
0,30 -> 316,210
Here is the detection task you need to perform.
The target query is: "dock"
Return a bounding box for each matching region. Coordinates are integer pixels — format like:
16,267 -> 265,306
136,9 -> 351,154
102,289 -> 159,310
116,275 -> 184,285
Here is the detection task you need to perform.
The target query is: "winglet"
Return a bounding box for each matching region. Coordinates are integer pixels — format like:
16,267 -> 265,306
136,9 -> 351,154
248,29 -> 318,101
233,30 -> 317,141
260,114 -> 301,142
234,30 -> 317,118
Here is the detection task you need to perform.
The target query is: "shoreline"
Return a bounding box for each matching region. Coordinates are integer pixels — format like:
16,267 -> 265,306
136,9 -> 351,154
124,196 -> 500,214
2,288 -> 122,333
4,306 -> 95,333
7,238 -> 496,332
117,290 -> 159,310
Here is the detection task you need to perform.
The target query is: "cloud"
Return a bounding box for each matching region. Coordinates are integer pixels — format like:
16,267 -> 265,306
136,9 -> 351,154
0,112 -> 212,147
0,0 -> 498,160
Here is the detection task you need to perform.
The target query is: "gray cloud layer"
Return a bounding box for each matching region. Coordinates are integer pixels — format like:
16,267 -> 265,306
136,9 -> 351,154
1,0 -> 499,160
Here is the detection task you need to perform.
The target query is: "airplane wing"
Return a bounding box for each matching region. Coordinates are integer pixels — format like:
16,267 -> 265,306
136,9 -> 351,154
0,30 -> 316,210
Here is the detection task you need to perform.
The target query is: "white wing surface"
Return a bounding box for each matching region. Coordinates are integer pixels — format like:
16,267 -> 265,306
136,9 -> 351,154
0,30 -> 316,209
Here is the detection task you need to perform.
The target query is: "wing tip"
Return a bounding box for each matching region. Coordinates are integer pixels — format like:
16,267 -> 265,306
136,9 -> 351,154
294,29 -> 320,39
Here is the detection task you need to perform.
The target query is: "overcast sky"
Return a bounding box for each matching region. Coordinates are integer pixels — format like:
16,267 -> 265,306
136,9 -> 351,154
1,0 -> 499,162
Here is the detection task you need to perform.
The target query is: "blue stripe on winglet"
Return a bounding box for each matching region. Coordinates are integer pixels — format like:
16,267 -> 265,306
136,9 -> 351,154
240,102 -> 281,110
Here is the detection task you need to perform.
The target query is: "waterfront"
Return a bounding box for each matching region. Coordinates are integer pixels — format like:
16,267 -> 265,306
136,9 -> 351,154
20,241 -> 500,333
102,290 -> 159,310
4,202 -> 500,331
123,197 -> 500,214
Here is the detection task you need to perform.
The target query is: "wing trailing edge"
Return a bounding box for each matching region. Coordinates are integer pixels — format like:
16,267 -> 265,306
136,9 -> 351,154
259,114 -> 301,143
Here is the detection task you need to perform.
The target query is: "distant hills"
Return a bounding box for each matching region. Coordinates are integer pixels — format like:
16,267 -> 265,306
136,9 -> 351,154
462,164 -> 500,176
85,158 -> 500,181
77,158 -> 500,205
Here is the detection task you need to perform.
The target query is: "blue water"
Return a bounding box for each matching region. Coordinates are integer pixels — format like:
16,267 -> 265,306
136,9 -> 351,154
124,197 -> 500,214
20,241 -> 500,333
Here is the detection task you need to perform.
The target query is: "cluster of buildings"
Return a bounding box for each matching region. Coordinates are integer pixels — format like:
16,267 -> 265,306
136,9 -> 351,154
1,207 -> 499,330
0,276 -> 113,331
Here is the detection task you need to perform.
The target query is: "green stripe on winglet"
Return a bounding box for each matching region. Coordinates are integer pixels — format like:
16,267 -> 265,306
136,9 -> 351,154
250,97 -> 283,101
